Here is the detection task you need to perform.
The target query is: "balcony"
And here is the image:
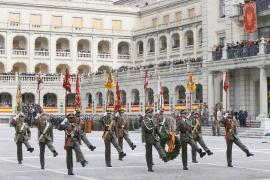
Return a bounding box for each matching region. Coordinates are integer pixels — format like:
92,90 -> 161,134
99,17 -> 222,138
212,51 -> 222,61
56,50 -> 71,57
118,54 -> 130,60
12,49 -> 27,56
257,0 -> 270,13
78,51 -> 91,58
35,49 -> 49,57
98,53 -> 111,59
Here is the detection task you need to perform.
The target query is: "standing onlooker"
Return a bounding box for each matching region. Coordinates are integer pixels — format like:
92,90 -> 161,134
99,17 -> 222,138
243,108 -> 248,127
238,108 -> 244,127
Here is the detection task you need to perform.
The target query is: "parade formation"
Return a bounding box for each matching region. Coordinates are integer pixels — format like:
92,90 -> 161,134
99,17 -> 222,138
9,68 -> 255,176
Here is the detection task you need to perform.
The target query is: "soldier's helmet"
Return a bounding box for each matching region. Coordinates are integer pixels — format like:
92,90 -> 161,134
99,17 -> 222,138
145,107 -> 153,114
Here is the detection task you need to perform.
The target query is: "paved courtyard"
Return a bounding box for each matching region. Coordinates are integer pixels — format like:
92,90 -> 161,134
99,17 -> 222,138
0,124 -> 270,180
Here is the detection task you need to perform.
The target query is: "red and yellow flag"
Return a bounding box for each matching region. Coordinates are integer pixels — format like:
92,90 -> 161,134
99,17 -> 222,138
105,70 -> 115,91
223,71 -> 230,93
115,80 -> 121,112
75,74 -> 81,110
244,1 -> 257,33
63,68 -> 71,93
16,81 -> 22,114
187,73 -> 196,93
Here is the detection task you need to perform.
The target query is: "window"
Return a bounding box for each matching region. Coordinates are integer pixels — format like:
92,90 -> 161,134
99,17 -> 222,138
30,14 -> 41,27
186,31 -> 194,46
93,19 -> 103,29
152,18 -> 157,26
52,16 -> 62,28
175,12 -> 182,22
219,37 -> 225,46
188,8 -> 196,18
163,15 -> 170,24
72,17 -> 82,29
112,20 -> 121,30
219,0 -> 225,18
9,13 -> 20,26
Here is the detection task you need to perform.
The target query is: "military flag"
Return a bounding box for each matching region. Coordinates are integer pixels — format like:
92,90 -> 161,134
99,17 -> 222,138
75,74 -> 81,110
115,80 -> 121,112
223,71 -> 230,92
243,1 -> 257,33
144,70 -> 148,91
16,81 -> 22,114
63,68 -> 71,93
187,73 -> 196,93
104,70 -> 115,91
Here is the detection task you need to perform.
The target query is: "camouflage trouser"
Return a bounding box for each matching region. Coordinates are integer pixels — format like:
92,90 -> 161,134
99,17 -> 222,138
226,137 -> 248,164
212,120 -> 220,136
39,139 -> 56,168
104,133 -> 123,166
17,140 -> 32,162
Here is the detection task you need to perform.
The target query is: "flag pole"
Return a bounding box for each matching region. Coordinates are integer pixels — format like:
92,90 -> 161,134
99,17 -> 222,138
65,90 -> 67,115
190,92 -> 192,111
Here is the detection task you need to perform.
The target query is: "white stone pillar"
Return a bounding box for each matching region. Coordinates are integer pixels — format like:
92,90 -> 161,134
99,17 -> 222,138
167,34 -> 171,61
50,34 -> 56,73
179,29 -> 184,59
155,35 -> 158,62
193,27 -> 197,57
92,36 -> 98,72
71,35 -> 77,73
259,67 -> 268,116
207,72 -> 214,115
258,37 -> 266,55
222,71 -> 230,111
6,31 -> 13,72
222,46 -> 228,60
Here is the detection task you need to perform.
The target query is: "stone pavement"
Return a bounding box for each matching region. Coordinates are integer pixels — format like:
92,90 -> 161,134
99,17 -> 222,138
0,124 -> 270,180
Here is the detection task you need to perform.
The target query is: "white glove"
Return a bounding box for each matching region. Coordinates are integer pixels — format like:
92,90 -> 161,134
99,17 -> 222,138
61,118 -> 68,125
142,142 -> 146,146
224,113 -> 228,118
187,113 -> 191,119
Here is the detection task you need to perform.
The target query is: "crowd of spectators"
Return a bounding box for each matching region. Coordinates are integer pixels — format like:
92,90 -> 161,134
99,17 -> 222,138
0,102 -> 12,107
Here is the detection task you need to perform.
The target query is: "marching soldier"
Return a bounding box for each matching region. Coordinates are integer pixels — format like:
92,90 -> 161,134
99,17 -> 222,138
59,113 -> 88,175
10,113 -> 34,164
156,109 -> 173,136
35,113 -> 58,169
191,111 -> 213,163
142,108 -> 168,172
102,110 -> 126,167
115,108 -> 136,161
176,109 -> 206,170
75,110 -> 96,151
220,111 -> 254,167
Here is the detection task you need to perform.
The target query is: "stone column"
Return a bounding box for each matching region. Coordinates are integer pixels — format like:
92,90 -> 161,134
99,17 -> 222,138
222,46 -> 228,60
208,72 -> 214,115
259,66 -> 268,116
179,29 -> 184,59
222,71 -> 230,111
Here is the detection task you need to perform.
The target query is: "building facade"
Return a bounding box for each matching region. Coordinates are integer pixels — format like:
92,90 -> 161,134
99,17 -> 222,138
0,0 -> 268,125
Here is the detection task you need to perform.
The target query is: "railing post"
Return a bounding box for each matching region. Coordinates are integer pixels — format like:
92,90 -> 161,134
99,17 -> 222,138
222,46 -> 228,60
258,37 -> 266,55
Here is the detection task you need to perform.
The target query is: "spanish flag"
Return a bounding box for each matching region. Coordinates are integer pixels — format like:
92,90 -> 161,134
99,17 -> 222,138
16,81 -> 22,114
105,70 -> 115,91
187,73 -> 196,93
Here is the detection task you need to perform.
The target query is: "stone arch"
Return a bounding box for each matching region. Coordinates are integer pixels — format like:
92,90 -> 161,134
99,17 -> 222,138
120,90 -> 126,105
137,41 -> 144,55
185,30 -> 194,46
12,62 -> 27,73
118,41 -> 130,55
56,64 -> 69,74
146,88 -> 154,105
98,65 -> 112,73
43,93 -> 57,107
35,37 -> 48,50
35,63 -> 49,73
96,92 -> 103,106
175,85 -> 186,104
98,40 -> 111,54
195,84 -> 203,103
66,93 -> 75,107
56,38 -> 70,50
0,62 -> 4,73
107,91 -> 114,106
77,39 -> 90,52
0,92 -> 12,107
163,86 -> 169,105
148,38 -> 155,53
0,35 -> 5,55
131,89 -> 140,105
159,36 -> 167,51
77,65 -> 90,74
87,93 -> 92,106
171,33 -> 180,49
22,93 -> 35,104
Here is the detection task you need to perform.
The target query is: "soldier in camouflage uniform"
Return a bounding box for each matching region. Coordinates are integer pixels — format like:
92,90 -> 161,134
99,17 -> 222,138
191,111 -> 213,163
102,110 -> 126,167
176,109 -> 206,170
115,108 -> 136,160
35,113 -> 58,169
142,108 -> 168,172
58,113 -> 88,175
10,113 -> 34,164
219,111 -> 254,167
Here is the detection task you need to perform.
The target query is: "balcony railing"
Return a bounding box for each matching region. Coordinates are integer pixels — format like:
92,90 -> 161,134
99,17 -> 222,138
172,47 -> 180,51
35,50 -> 49,56
159,49 -> 167,54
98,53 -> 111,59
12,49 -> 27,55
56,50 -> 71,57
212,51 -> 222,61
227,45 -> 259,59
78,52 -> 91,58
118,54 -> 130,60
0,48 -> 5,55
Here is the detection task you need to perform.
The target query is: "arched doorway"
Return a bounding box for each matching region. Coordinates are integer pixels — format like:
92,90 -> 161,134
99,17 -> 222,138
43,93 -> 57,107
120,90 -> 126,105
77,65 -> 90,75
35,63 -> 49,73
0,92 -> 12,107
22,93 -> 35,104
96,92 -> 103,106
12,63 -> 27,73
12,36 -> 27,55
131,89 -> 140,105
35,37 -> 49,56
66,93 -> 75,107
56,64 -> 69,74
146,88 -> 154,105
175,85 -> 186,104
56,38 -> 70,57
